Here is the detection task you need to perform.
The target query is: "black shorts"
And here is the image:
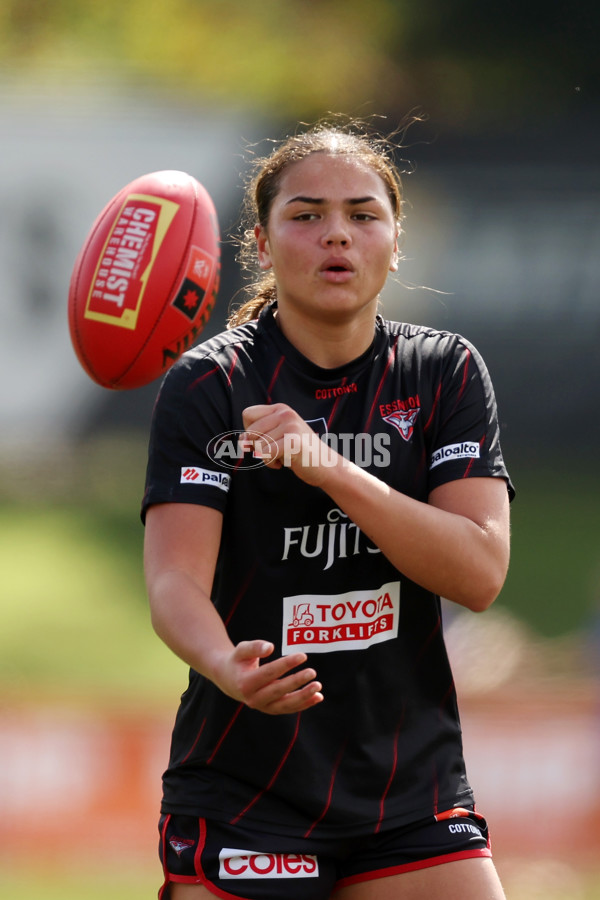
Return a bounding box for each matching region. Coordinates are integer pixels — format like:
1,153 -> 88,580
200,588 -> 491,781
158,807 -> 491,900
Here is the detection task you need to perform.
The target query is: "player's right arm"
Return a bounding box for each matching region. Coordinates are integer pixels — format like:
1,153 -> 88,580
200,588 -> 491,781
144,502 -> 323,714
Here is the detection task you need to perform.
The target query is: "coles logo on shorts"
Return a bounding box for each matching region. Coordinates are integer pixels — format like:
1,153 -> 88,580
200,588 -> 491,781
282,581 -> 400,654
430,441 -> 480,469
218,848 -> 319,880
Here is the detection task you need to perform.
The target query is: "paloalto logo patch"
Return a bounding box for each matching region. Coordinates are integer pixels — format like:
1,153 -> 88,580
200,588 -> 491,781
282,581 -> 400,654
180,466 -> 230,491
430,441 -> 480,469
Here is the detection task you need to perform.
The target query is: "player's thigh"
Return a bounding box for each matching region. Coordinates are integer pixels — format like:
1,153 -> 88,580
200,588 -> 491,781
170,885 -> 217,899
334,856 -> 506,900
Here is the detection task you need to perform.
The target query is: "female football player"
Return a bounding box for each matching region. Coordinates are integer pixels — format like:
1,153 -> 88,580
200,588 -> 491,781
143,118 -> 512,899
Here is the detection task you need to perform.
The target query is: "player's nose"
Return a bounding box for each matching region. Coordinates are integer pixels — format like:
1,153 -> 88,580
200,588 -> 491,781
321,213 -> 352,247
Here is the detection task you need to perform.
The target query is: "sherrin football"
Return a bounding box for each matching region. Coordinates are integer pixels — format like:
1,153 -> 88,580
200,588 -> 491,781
68,170 -> 220,389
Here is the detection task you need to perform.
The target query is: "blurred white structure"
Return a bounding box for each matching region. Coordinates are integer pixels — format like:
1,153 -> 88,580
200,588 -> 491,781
1,84 -> 598,449
0,84 -> 261,441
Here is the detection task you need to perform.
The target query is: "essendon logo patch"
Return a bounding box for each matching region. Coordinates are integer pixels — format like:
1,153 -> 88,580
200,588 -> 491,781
169,837 -> 195,856
382,408 -> 420,442
219,849 -> 319,880
380,395 -> 421,442
85,194 -> 179,330
282,581 -> 400,654
171,246 -> 217,322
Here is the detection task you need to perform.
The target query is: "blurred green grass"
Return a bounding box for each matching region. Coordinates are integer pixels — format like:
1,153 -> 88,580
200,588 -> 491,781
2,860 -> 600,900
0,868 -> 159,900
1,440 -> 599,704
503,461 -> 600,638
0,435 -> 187,705
0,498 -> 188,703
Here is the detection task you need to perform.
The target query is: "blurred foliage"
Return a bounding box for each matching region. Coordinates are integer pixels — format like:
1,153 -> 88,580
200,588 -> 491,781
503,464 -> 600,639
0,436 -> 187,705
0,0 -> 597,130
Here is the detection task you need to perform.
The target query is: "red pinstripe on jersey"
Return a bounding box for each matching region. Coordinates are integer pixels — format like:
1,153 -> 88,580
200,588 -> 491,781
267,355 -> 286,401
463,434 -> 487,479
423,380 -> 442,433
230,712 -> 302,825
304,739 -> 348,838
326,376 -> 350,428
363,335 -> 400,432
415,613 -> 442,665
181,718 -> 207,765
375,710 -> 405,833
223,562 -> 258,627
186,364 -> 220,394
441,346 -> 472,428
206,704 -> 245,765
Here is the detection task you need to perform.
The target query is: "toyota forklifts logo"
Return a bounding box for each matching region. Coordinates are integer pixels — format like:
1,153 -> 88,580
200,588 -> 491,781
282,581 -> 400,653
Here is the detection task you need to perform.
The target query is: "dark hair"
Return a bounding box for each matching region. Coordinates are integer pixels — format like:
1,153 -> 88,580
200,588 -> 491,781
227,115 -> 419,329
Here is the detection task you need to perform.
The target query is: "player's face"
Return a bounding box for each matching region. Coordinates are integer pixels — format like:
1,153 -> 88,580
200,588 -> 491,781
255,153 -> 399,326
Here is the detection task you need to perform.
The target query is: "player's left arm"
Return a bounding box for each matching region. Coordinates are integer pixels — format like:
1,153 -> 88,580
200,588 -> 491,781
321,465 -> 509,612
427,475 -> 510,608
242,403 -> 509,612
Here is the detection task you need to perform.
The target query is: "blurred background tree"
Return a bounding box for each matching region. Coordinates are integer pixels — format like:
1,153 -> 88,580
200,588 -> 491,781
1,0 -> 597,133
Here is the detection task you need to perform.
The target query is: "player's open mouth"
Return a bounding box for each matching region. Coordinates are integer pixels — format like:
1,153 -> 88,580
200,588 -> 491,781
320,258 -> 355,282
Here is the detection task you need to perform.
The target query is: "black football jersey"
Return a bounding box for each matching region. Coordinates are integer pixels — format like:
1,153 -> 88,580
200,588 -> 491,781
142,303 -> 512,838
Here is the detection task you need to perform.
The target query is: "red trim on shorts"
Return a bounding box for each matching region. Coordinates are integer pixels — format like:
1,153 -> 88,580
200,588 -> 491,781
158,814 -> 171,900
194,817 -> 208,880
333,847 -> 492,892
160,817 -> 248,900
166,874 -> 249,900
184,818 -> 247,900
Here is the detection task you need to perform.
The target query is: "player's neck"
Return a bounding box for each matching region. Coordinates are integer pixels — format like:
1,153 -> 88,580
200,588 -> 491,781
274,304 -> 377,369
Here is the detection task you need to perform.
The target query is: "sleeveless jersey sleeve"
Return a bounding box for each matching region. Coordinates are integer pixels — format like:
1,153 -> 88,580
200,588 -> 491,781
141,354 -> 232,521
426,335 -> 513,497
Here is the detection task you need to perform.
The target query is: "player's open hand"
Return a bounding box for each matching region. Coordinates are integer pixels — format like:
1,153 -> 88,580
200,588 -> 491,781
211,640 -> 324,715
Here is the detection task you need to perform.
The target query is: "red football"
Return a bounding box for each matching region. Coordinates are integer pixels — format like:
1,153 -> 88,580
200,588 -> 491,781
68,170 -> 220,389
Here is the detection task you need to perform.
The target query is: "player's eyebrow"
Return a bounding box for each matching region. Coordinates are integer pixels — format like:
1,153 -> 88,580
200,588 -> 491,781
285,195 -> 324,205
285,195 -> 378,206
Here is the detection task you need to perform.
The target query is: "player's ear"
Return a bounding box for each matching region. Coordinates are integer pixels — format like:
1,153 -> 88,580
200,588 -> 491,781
255,224 -> 273,271
389,226 -> 401,272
